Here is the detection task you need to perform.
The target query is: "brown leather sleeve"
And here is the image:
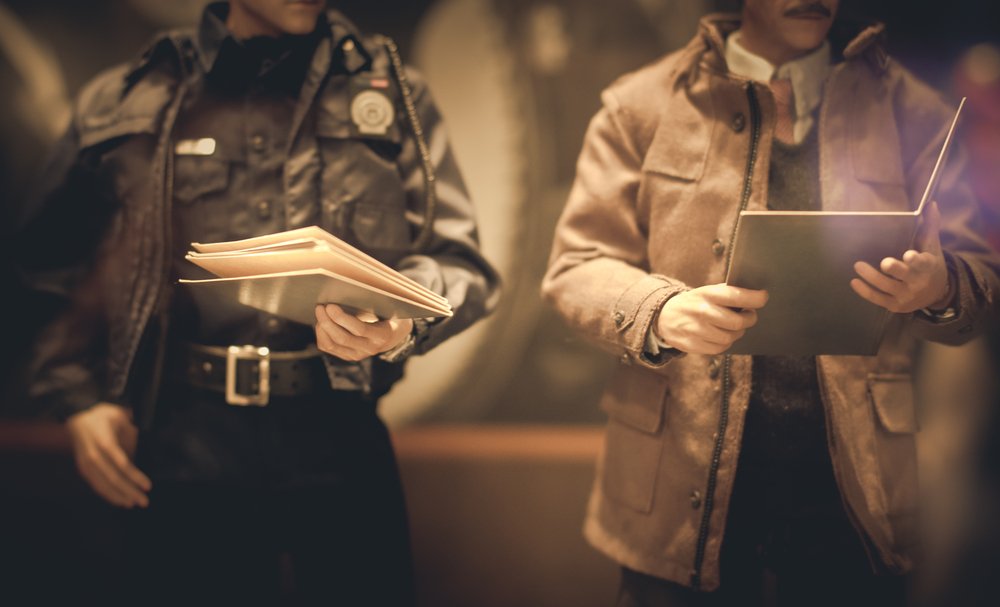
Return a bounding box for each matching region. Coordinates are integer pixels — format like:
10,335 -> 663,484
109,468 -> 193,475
542,100 -> 688,369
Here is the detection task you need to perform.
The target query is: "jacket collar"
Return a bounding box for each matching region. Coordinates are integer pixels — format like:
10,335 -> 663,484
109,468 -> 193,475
683,12 -> 888,81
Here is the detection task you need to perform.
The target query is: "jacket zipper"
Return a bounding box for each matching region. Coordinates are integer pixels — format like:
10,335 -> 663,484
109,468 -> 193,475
690,81 -> 761,590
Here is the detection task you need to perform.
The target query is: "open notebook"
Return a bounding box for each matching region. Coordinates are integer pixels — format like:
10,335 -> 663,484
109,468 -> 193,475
179,226 -> 452,325
724,98 -> 965,355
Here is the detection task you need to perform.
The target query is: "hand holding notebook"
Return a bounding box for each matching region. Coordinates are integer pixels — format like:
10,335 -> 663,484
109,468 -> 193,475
724,98 -> 965,355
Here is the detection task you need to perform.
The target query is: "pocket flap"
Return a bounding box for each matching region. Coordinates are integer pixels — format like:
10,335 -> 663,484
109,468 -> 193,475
316,79 -> 402,145
600,367 -> 668,434
868,374 -> 918,434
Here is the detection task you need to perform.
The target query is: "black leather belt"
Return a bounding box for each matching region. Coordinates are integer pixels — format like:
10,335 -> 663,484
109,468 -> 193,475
174,343 -> 329,406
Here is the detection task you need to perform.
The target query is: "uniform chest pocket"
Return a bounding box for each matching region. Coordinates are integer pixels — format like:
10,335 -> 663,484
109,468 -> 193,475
316,125 -> 411,260
173,156 -> 230,204
172,155 -> 232,243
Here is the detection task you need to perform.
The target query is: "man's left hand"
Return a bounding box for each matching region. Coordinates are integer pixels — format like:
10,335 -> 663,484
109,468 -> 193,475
850,201 -> 951,313
314,304 -> 413,361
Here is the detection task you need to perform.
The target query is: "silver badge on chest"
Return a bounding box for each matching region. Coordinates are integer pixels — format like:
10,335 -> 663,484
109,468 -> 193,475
350,89 -> 395,136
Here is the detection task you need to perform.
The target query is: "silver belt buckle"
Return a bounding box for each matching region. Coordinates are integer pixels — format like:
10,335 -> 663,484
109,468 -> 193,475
225,345 -> 271,406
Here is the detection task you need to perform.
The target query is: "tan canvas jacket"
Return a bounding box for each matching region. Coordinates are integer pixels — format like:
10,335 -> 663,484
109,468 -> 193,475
542,14 -> 1000,591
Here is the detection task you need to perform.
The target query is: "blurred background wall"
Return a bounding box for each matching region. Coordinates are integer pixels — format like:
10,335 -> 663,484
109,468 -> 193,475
1,1 -> 999,605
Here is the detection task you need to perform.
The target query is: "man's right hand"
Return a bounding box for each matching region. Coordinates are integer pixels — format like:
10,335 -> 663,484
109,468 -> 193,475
66,403 -> 151,508
653,284 -> 768,355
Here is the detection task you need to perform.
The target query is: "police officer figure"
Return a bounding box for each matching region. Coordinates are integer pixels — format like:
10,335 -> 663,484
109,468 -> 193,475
17,1 -> 499,604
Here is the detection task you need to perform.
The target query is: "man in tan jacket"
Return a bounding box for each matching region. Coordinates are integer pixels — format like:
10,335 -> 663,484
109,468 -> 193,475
543,1 -> 1000,604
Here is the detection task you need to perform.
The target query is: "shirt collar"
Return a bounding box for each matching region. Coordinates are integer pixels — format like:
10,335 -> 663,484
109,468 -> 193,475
196,2 -> 232,75
725,30 -> 831,125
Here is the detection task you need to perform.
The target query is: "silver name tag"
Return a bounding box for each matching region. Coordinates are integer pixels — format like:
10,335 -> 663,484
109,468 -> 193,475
174,138 -> 217,156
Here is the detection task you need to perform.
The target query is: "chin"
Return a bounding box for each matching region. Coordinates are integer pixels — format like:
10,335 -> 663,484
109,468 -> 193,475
784,29 -> 831,54
276,5 -> 323,35
278,15 -> 321,35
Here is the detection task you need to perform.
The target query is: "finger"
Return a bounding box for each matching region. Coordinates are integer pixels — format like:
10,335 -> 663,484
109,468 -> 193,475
317,316 -> 370,351
694,303 -> 756,332
101,439 -> 152,494
702,285 -> 769,309
115,413 -> 140,458
850,278 -> 899,312
915,201 -> 943,255
80,449 -> 142,507
690,323 -> 745,347
96,443 -> 150,506
356,310 -> 380,323
854,261 -> 905,297
78,459 -> 134,507
879,257 -> 911,282
326,304 -> 377,337
901,250 -> 936,273
315,326 -> 369,360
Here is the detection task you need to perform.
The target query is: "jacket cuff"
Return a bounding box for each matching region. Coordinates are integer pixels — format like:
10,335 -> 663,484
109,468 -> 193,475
39,386 -> 102,422
610,274 -> 688,369
910,252 -> 981,342
641,294 -> 688,368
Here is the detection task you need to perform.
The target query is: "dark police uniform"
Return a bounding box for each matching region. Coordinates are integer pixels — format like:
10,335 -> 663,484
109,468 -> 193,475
18,3 -> 499,604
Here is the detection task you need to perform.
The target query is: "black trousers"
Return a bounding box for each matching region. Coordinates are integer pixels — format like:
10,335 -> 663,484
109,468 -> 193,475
123,383 -> 413,606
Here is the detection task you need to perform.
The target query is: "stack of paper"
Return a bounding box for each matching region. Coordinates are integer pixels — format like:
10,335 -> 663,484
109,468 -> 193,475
179,226 -> 452,325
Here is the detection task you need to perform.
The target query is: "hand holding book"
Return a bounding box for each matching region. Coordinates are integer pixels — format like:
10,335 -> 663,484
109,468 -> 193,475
314,303 -> 414,361
850,201 -> 952,314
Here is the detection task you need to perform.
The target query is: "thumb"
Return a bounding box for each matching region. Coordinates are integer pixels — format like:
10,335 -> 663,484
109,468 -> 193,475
915,200 -> 943,255
113,408 -> 139,456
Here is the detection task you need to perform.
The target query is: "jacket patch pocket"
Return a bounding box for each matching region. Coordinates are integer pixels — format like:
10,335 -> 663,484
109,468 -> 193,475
598,368 -> 668,513
600,367 -> 668,433
601,419 -> 664,514
347,200 -> 412,255
173,156 -> 230,203
868,373 -> 918,434
317,122 -> 410,259
637,87 -> 713,182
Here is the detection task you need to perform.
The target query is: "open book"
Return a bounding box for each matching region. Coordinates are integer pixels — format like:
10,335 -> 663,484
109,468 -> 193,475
178,226 -> 452,325
725,98 -> 965,355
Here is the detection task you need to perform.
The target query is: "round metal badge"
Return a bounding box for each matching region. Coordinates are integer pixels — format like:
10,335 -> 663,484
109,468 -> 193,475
350,90 -> 395,135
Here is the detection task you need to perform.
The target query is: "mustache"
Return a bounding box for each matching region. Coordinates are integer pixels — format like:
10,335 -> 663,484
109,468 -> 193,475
784,2 -> 833,18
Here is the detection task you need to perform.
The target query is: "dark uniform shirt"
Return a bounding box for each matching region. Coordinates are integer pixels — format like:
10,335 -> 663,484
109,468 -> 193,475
171,5 -> 322,350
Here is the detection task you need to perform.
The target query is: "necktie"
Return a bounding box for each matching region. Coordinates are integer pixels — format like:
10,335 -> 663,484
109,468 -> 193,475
770,78 -> 795,144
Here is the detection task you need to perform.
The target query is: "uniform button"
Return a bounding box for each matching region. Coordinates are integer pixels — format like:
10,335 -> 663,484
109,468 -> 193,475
250,134 -> 266,152
731,112 -> 746,133
342,38 -> 356,52
613,310 -> 625,326
711,239 -> 725,257
690,490 -> 702,509
256,199 -> 272,220
620,353 -> 631,365
708,357 -> 721,379
202,361 -> 213,374
267,317 -> 281,331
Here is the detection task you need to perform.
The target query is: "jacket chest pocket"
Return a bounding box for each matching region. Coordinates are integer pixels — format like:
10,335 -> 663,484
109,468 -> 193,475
172,155 -> 231,241
316,115 -> 411,262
